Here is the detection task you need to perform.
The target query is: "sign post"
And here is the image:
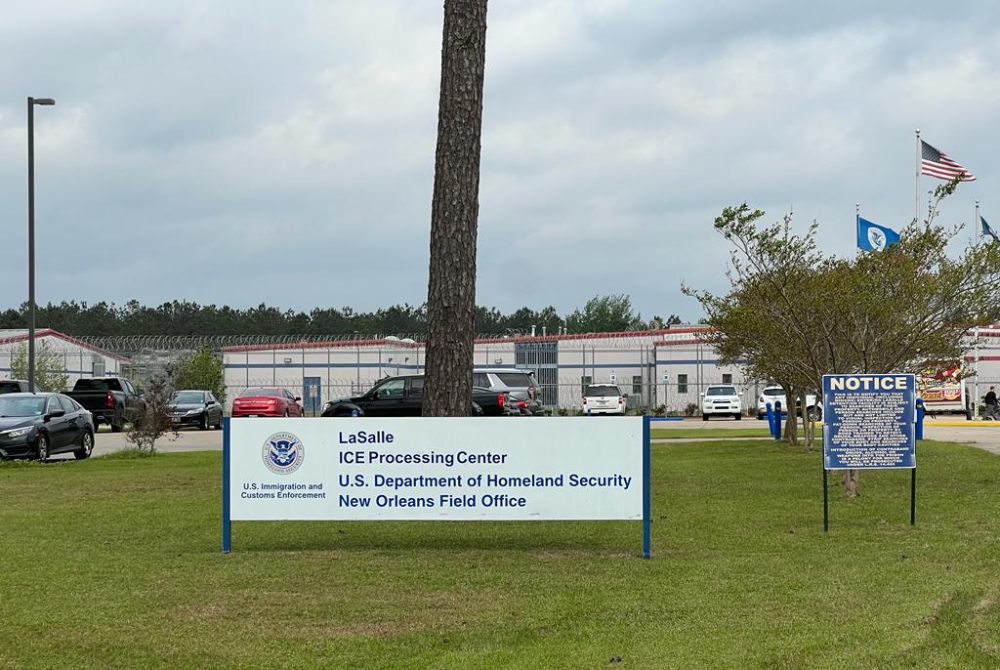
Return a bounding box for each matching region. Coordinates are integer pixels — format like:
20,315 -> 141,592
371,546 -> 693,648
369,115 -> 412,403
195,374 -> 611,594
822,374 -> 917,530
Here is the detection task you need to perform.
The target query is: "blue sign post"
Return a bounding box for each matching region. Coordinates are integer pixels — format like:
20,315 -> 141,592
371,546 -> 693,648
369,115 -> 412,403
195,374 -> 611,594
822,374 -> 917,530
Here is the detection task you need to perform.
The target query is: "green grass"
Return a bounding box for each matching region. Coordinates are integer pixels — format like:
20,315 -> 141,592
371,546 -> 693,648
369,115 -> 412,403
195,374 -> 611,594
1,441 -> 997,669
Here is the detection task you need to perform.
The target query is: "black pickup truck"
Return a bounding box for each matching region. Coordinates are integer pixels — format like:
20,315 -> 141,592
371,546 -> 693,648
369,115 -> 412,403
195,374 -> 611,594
321,374 -> 510,417
65,377 -> 145,432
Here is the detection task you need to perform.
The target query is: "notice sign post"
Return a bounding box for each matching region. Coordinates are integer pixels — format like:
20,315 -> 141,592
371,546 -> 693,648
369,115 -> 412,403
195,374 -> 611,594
821,374 -> 917,531
223,416 -> 652,557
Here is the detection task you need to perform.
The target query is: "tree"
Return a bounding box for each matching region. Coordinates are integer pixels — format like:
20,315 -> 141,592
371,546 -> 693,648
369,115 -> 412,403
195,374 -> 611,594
10,340 -> 68,391
172,347 -> 226,404
688,182 -> 1000,498
423,0 -> 489,416
565,294 -> 644,333
125,372 -> 178,455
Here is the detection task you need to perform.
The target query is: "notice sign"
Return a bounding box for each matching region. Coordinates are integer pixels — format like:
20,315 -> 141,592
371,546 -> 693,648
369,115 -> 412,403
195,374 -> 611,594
822,374 -> 916,470
227,417 -> 644,521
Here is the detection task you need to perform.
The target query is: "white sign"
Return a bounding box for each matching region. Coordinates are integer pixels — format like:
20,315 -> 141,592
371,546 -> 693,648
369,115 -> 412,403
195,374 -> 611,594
228,417 -> 644,521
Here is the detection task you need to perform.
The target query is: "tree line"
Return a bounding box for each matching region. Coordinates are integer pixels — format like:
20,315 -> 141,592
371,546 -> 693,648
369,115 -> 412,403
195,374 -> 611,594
0,295 -> 682,338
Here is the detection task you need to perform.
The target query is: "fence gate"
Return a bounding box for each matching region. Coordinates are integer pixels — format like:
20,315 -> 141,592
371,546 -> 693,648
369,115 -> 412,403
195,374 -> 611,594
516,341 -> 558,407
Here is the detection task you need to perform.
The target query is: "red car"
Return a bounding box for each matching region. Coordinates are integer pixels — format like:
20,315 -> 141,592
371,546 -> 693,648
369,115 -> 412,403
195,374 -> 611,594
232,387 -> 304,418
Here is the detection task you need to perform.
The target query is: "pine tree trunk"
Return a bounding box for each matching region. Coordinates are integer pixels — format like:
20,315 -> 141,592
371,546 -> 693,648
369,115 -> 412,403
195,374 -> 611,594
423,0 -> 489,417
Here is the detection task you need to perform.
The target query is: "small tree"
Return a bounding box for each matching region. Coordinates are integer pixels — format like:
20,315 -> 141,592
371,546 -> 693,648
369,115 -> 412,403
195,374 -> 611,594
9,340 -> 69,391
125,373 -> 179,455
688,182 -> 1000,498
173,347 -> 226,404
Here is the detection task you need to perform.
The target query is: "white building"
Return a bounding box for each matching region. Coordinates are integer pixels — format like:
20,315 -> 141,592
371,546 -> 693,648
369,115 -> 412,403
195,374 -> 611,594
0,329 -> 126,389
220,325 -> 1000,412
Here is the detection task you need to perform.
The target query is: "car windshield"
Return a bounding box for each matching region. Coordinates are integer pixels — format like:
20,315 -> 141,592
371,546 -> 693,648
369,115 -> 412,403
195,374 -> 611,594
240,388 -> 280,397
0,396 -> 46,417
173,391 -> 205,403
585,386 -> 619,397
0,382 -> 24,395
763,388 -> 784,396
707,386 -> 737,396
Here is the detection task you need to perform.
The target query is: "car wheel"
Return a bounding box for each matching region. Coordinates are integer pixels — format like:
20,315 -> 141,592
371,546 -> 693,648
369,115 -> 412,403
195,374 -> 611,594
200,413 -> 210,431
702,414 -> 709,422
35,433 -> 49,462
735,413 -> 742,421
74,431 -> 94,460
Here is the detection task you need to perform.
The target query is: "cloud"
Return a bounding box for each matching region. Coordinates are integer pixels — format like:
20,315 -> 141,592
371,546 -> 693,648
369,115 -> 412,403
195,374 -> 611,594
0,1 -> 997,325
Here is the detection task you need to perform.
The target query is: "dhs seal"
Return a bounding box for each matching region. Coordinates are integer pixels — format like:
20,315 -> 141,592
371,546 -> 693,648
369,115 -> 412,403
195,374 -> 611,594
262,432 -> 304,474
867,228 -> 887,251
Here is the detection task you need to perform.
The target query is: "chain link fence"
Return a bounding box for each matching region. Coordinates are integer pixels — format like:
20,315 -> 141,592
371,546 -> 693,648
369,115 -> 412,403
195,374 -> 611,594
5,331 -> 997,416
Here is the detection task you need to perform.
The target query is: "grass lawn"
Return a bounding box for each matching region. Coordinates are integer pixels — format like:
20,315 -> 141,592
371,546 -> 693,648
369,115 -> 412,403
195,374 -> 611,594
1,440 -> 998,669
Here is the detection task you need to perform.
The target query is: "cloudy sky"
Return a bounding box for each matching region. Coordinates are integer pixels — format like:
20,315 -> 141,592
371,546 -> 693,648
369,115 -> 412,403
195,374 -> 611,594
1,1 -> 997,323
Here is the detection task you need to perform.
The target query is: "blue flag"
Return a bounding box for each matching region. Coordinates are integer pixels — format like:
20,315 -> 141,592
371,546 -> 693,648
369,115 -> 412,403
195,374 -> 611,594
982,216 -> 999,243
857,217 -> 900,251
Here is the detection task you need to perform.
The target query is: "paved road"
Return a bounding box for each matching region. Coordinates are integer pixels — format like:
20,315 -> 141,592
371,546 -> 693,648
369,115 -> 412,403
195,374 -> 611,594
657,416 -> 1000,455
45,417 -> 1000,460
44,426 -> 226,459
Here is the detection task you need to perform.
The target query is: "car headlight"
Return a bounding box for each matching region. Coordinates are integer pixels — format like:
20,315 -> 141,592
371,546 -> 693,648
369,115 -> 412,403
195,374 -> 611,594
0,427 -> 33,438
185,409 -> 202,416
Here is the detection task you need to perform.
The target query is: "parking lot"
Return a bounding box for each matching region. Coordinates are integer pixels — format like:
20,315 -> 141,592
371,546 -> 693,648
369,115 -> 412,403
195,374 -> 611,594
41,416 -> 1000,460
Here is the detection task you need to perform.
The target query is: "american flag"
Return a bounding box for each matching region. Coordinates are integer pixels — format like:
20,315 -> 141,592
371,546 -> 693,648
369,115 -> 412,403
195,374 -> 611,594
921,140 -> 976,181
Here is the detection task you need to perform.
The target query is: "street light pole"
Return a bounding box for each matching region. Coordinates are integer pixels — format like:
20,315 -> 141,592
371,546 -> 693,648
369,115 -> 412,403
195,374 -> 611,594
27,96 -> 55,391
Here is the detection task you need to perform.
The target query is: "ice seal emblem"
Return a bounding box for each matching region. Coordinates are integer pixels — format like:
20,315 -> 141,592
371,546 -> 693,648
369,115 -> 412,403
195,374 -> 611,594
262,432 -> 304,474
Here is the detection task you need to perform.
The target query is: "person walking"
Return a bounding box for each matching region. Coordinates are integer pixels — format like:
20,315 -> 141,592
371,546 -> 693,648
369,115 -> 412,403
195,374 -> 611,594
985,386 -> 998,421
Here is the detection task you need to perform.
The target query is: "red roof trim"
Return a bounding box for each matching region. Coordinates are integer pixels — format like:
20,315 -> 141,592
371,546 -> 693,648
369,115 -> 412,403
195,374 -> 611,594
222,338 -> 423,353
473,328 -> 702,345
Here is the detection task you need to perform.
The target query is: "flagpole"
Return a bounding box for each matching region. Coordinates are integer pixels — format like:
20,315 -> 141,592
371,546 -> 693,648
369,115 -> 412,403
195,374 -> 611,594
856,203 -> 860,249
975,200 -> 980,244
974,200 -> 981,418
915,129 -> 921,223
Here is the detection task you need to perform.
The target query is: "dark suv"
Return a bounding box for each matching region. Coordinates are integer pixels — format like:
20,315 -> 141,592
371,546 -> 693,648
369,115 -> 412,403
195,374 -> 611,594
472,369 -> 543,415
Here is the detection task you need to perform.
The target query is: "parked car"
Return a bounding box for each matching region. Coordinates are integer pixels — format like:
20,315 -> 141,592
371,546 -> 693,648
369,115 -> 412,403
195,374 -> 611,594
322,375 -> 510,417
582,384 -> 626,416
755,385 -> 822,421
0,380 -> 42,395
169,390 -> 224,430
702,384 -> 742,420
65,377 -> 145,432
232,387 -> 303,418
472,368 -> 543,415
0,392 -> 95,461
